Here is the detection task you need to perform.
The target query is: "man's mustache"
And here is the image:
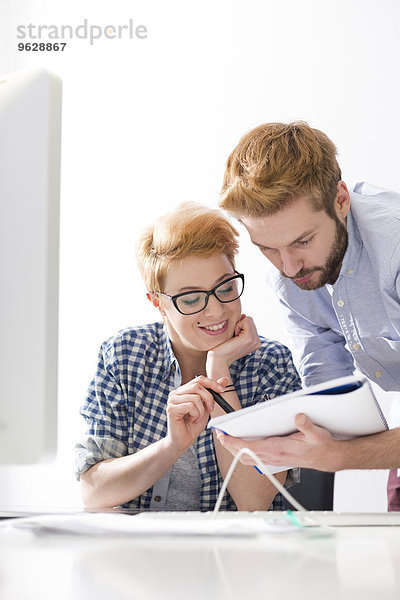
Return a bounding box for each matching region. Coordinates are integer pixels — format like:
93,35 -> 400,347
281,267 -> 323,280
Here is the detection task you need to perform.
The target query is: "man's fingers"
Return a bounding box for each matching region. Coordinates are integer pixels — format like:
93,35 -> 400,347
295,413 -> 311,430
216,431 -> 287,465
295,413 -> 325,441
215,430 -> 238,451
215,431 -> 257,464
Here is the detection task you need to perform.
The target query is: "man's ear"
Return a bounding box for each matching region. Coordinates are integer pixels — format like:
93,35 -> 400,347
334,181 -> 351,221
146,292 -> 166,316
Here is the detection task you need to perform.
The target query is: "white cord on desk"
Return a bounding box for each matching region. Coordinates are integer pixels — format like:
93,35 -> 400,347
212,447 -> 307,516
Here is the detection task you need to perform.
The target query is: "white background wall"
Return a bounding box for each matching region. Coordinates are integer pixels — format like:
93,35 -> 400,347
0,0 -> 399,511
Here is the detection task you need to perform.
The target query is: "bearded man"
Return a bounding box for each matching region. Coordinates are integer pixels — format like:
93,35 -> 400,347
217,121 -> 400,511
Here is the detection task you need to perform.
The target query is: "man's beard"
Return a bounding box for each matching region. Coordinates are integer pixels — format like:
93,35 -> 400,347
282,219 -> 349,290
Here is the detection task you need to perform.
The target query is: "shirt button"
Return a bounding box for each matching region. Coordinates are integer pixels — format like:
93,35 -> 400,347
348,269 -> 354,275
337,300 -> 345,307
374,371 -> 382,378
352,343 -> 360,351
153,495 -> 162,502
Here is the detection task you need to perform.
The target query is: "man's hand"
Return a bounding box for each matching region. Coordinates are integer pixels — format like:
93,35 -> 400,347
215,413 -> 342,472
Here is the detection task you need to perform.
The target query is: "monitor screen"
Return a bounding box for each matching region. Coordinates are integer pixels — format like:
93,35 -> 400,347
0,68 -> 62,464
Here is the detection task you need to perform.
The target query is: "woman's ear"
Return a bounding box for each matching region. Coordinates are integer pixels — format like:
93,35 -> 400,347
146,292 -> 166,316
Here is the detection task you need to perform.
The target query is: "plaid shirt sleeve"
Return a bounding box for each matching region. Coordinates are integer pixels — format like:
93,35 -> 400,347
74,338 -> 129,479
252,340 -> 302,403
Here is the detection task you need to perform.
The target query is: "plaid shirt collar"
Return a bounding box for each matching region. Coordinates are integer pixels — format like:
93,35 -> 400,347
159,323 -> 179,381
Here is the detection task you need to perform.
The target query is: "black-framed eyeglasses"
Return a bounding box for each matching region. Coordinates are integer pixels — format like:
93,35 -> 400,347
157,273 -> 245,315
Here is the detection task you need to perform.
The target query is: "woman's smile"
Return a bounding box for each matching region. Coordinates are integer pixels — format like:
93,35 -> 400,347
198,319 -> 229,335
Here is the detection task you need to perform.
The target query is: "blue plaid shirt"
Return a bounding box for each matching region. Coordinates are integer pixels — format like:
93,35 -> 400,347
75,322 -> 301,511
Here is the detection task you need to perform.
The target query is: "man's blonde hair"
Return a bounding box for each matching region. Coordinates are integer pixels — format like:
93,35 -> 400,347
220,121 -> 342,218
136,202 -> 239,292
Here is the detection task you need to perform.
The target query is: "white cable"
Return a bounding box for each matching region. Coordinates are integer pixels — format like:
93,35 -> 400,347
212,446 -> 307,516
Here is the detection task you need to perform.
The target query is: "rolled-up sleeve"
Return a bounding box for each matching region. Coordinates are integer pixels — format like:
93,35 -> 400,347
74,340 -> 129,479
74,435 -> 127,480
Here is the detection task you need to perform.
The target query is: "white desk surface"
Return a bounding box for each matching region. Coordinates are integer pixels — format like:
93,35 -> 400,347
1,511 -> 400,600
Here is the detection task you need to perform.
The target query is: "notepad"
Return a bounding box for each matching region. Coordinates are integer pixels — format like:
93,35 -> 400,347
208,375 -> 388,442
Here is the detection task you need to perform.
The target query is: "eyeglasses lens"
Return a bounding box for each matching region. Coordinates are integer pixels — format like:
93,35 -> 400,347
176,276 -> 243,315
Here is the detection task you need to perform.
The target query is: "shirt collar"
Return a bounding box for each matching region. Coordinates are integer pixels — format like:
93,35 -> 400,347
332,205 -> 363,286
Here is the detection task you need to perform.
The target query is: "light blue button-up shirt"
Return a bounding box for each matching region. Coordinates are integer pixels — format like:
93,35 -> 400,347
268,182 -> 400,392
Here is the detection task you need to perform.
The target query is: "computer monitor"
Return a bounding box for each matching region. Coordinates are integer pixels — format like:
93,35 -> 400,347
0,68 -> 62,464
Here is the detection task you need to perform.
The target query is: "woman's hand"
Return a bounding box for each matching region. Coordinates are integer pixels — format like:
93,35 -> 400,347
166,375 -> 228,452
206,314 -> 260,376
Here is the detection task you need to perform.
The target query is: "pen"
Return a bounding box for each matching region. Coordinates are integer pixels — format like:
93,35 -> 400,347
206,388 -> 235,413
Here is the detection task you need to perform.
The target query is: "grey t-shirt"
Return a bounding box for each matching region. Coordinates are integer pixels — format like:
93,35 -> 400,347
164,444 -> 202,511
147,443 -> 202,511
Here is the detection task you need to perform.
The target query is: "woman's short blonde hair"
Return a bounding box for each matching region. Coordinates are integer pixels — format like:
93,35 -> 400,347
136,202 -> 239,292
220,121 -> 342,219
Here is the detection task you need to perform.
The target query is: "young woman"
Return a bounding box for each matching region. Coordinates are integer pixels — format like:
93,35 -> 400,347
75,203 -> 301,511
